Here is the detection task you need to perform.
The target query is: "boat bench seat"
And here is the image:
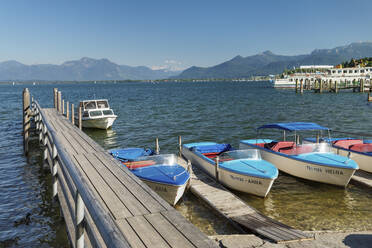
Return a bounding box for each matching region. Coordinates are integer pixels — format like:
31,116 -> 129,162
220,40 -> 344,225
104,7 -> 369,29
349,143 -> 372,153
271,141 -> 295,152
122,160 -> 156,169
333,139 -> 363,149
255,143 -> 266,148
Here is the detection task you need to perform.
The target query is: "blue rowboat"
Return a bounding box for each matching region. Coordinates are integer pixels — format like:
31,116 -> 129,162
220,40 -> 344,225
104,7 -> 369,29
110,148 -> 190,206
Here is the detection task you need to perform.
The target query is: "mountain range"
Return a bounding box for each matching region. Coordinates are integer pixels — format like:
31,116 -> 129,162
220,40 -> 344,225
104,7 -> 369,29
1,42 -> 372,81
175,42 -> 372,79
0,57 -> 179,81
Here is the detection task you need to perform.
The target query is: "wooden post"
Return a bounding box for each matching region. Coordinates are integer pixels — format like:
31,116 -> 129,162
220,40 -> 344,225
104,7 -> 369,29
62,99 -> 65,115
52,144 -> 58,199
215,156 -> 219,182
66,101 -> 69,119
295,79 -> 298,93
300,79 -> 304,94
178,136 -> 182,157
335,80 -> 338,93
78,107 -> 82,130
75,191 -> 85,248
57,91 -> 62,113
360,79 -> 365,93
53,88 -> 58,109
319,79 -> 323,93
155,137 -> 160,155
72,104 -> 75,125
23,88 -> 31,155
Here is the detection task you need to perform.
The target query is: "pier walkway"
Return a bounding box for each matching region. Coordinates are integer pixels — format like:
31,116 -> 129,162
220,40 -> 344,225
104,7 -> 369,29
26,89 -> 217,248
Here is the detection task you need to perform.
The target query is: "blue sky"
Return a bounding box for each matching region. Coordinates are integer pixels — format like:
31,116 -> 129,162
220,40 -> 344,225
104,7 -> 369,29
1,0 -> 372,70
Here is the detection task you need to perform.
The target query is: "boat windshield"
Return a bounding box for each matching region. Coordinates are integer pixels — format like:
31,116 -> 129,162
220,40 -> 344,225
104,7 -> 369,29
84,101 -> 97,110
97,100 -> 109,109
286,143 -> 333,155
137,154 -> 178,166
103,109 -> 114,116
89,110 -> 103,117
218,149 -> 261,161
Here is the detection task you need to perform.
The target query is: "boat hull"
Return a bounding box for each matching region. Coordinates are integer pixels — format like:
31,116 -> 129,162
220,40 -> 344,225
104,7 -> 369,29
182,148 -> 275,197
81,116 -> 116,129
240,143 -> 355,187
333,147 -> 372,173
141,179 -> 189,206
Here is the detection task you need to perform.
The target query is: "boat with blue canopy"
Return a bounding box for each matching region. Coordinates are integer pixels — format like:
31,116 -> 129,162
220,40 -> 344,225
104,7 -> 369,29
109,148 -> 190,206
181,142 -> 278,197
239,122 -> 358,187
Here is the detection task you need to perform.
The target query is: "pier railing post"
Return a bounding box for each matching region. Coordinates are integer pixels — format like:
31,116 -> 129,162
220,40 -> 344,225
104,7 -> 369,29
215,156 -> 219,182
52,144 -> 59,200
75,191 -> 85,248
53,88 -> 58,109
57,91 -> 62,113
62,99 -> 65,115
23,88 -> 31,155
155,137 -> 160,155
178,136 -> 182,157
295,79 -> 298,93
79,107 -> 82,130
66,101 -> 69,120
72,104 -> 75,125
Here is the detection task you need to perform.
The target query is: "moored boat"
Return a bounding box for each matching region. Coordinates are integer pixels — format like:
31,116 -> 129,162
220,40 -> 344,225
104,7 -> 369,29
77,99 -> 117,129
304,137 -> 372,173
182,142 -> 278,197
109,148 -> 190,206
239,122 -> 358,187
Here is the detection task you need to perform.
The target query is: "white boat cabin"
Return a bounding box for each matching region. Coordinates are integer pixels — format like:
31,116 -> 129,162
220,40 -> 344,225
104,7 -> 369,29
79,99 -> 115,119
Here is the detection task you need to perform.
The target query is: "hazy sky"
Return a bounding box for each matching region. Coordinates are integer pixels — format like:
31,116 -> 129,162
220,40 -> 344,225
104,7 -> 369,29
1,0 -> 372,70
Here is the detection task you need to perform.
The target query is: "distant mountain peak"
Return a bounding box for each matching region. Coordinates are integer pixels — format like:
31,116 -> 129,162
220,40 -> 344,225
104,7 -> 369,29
261,50 -> 275,56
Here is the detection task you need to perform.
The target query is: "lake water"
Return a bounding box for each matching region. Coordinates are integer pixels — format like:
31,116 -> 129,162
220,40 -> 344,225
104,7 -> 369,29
1,81 -> 372,246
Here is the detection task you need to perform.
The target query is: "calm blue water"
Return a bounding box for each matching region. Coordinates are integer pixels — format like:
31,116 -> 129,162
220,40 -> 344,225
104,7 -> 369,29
1,81 -> 372,246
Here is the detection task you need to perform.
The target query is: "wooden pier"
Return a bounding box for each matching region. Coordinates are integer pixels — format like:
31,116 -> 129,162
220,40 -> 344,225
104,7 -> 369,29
187,166 -> 313,243
294,77 -> 371,94
23,88 -> 217,248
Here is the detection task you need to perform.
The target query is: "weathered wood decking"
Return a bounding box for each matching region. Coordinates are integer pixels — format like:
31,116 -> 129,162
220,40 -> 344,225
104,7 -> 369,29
188,166 -> 313,243
36,106 -> 217,248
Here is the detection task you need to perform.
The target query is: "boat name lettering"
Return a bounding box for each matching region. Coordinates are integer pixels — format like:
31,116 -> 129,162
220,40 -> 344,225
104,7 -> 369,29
325,168 -> 344,175
305,165 -> 322,173
230,175 -> 262,185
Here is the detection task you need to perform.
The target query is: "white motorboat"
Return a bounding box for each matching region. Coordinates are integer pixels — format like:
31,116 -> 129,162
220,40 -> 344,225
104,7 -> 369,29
77,99 -> 117,129
182,142 -> 278,197
304,136 -> 372,173
239,122 -> 358,187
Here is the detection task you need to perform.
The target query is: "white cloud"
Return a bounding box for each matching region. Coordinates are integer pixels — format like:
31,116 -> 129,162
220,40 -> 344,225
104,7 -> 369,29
151,59 -> 187,71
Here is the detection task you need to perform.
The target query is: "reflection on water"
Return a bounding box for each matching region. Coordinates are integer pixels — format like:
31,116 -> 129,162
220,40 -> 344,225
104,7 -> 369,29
84,127 -> 118,149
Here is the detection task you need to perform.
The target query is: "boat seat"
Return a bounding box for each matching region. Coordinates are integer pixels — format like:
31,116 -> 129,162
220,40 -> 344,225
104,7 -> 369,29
271,141 -> 295,152
255,143 -> 266,148
349,143 -> 372,153
333,139 -> 363,149
122,160 -> 156,169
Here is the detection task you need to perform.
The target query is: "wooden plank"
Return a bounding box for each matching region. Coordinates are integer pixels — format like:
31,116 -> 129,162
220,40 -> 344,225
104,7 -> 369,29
126,215 -> 171,248
74,153 -> 132,219
162,210 -> 218,248
145,212 -> 195,248
116,219 -> 146,248
94,152 -> 171,212
84,153 -> 150,216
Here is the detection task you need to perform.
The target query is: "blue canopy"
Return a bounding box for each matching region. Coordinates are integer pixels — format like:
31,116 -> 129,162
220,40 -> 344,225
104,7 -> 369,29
257,122 -> 329,132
